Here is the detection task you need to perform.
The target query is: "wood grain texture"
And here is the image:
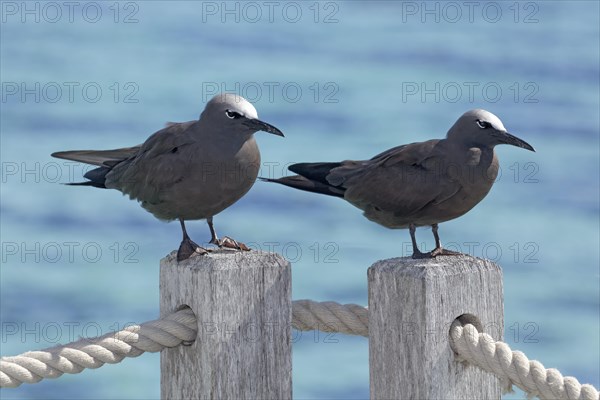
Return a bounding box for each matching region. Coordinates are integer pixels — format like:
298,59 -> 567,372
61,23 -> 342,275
368,255 -> 503,400
160,250 -> 292,400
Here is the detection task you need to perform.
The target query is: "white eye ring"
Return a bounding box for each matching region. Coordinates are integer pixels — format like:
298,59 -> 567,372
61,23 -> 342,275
225,110 -> 240,119
476,119 -> 491,129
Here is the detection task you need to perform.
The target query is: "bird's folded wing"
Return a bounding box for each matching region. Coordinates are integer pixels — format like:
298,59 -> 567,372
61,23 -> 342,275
328,139 -> 443,187
51,146 -> 141,167
332,141 -> 461,216
104,121 -> 197,202
51,122 -> 196,169
371,139 -> 441,167
342,165 -> 457,216
135,121 -> 197,158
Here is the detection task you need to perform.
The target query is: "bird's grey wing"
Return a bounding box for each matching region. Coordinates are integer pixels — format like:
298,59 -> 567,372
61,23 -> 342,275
325,139 -> 441,187
325,139 -> 439,187
51,146 -> 141,167
135,120 -> 197,158
275,139 -> 460,216
50,122 -> 195,167
372,139 -> 441,166
368,143 -> 409,160
105,121 -> 197,203
333,140 -> 461,216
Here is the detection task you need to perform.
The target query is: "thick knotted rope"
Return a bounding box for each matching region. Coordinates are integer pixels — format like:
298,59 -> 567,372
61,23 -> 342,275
0,308 -> 196,388
0,300 -> 366,388
292,299 -> 368,337
449,319 -> 599,400
1,300 -> 598,400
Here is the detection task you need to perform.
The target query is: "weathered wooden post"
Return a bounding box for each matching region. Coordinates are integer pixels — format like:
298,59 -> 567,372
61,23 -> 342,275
368,255 -> 503,399
160,250 -> 292,399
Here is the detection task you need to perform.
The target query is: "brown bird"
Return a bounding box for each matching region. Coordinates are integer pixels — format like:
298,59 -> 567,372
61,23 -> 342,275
264,109 -> 534,258
52,93 -> 284,261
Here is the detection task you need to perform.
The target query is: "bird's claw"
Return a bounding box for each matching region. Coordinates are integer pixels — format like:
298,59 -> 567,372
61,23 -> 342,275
210,236 -> 250,251
411,250 -> 434,259
177,239 -> 209,261
431,247 -> 462,257
412,247 -> 462,259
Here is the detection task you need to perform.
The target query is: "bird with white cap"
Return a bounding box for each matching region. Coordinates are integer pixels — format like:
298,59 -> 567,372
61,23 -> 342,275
53,93 -> 284,261
265,109 -> 534,258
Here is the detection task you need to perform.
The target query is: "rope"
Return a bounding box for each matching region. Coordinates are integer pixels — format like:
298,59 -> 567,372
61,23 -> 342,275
0,308 -> 196,388
292,300 -> 368,337
1,300 -> 598,400
0,300 -> 366,389
449,319 -> 599,400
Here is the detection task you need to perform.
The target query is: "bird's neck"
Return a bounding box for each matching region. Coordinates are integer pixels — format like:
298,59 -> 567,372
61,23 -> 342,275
461,145 -> 499,187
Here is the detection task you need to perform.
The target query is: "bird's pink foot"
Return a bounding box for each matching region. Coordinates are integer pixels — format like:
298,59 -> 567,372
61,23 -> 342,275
411,247 -> 462,259
210,236 -> 250,251
430,247 -> 463,257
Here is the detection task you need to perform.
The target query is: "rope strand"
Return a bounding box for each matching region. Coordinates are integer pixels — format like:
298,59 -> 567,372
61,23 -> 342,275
1,300 -> 597,400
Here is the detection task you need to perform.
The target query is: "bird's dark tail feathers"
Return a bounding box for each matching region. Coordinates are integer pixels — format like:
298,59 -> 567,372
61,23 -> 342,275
51,147 -> 139,189
288,162 -> 342,185
261,161 -> 346,198
260,175 -> 345,198
65,166 -> 110,189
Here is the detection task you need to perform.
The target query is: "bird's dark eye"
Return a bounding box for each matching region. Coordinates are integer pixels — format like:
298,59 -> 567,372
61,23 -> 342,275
225,110 -> 242,119
476,119 -> 492,129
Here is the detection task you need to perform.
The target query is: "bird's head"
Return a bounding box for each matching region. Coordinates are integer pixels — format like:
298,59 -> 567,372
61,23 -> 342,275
200,93 -> 284,137
447,109 -> 534,152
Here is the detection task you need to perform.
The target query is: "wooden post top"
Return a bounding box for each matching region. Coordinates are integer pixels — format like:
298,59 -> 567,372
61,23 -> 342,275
368,254 -> 504,400
160,249 -> 292,400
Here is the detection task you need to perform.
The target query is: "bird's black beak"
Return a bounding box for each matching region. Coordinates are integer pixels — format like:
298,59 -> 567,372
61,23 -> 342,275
496,130 -> 535,152
243,118 -> 284,137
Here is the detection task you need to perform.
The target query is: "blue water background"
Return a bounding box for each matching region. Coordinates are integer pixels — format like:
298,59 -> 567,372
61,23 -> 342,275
1,1 -> 598,399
